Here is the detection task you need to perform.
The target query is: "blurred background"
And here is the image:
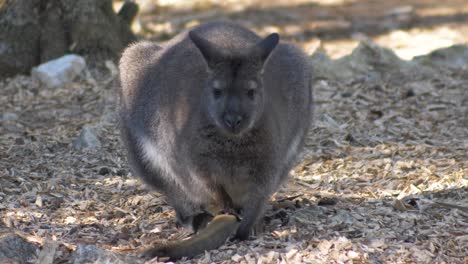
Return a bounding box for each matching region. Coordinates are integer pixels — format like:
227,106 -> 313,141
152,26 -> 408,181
126,0 -> 468,59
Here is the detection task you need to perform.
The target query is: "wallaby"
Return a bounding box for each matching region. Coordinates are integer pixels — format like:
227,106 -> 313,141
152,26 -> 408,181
119,21 -> 312,259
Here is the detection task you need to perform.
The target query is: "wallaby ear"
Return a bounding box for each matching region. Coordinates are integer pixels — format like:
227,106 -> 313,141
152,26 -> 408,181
252,33 -> 280,63
189,31 -> 227,66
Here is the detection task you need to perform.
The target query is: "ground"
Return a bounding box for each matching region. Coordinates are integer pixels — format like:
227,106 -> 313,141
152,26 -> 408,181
0,0 -> 467,263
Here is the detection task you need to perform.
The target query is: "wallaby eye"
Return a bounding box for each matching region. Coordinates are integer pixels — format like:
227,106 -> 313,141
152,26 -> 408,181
247,89 -> 256,99
247,80 -> 258,99
213,88 -> 223,98
212,79 -> 224,99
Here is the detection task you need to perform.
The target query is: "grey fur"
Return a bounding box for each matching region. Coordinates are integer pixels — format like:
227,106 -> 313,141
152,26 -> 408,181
119,21 -> 312,240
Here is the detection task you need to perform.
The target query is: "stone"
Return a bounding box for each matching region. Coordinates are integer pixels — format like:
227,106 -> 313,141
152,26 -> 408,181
0,231 -> 38,263
414,44 -> 468,69
70,244 -> 134,264
309,39 -> 437,83
310,40 -> 408,81
1,112 -> 18,122
331,209 -> 354,225
72,126 -> 101,150
31,54 -> 86,88
293,206 -> 328,225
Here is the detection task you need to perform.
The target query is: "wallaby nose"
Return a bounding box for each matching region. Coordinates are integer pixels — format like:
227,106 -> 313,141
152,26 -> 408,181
224,114 -> 243,129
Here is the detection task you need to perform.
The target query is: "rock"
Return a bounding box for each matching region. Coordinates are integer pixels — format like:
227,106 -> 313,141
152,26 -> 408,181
414,44 -> 468,69
70,244 -> 135,264
331,209 -> 354,225
73,126 -> 101,150
310,39 -> 437,83
310,41 -> 468,85
347,40 -> 407,71
293,206 -> 328,225
0,231 -> 39,263
37,240 -> 58,264
1,112 -> 18,122
31,54 -> 86,88
310,40 -> 407,81
309,51 -> 348,81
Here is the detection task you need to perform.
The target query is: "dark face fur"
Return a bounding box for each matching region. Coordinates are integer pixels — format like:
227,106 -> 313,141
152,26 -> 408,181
190,31 -> 279,137
203,60 -> 264,136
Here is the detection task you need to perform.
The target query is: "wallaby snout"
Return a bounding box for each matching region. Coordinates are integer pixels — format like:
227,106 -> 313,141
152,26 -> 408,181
223,113 -> 243,130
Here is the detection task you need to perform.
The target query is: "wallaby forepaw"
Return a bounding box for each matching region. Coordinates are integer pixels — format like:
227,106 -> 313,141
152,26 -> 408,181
234,227 -> 251,241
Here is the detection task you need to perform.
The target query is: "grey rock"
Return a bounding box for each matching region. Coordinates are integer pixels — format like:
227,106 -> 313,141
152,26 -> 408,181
0,231 -> 38,263
70,244 -> 137,264
293,206 -> 328,225
310,41 -> 468,84
31,54 -> 86,88
2,112 -> 18,122
310,40 -> 408,81
73,126 -> 101,150
310,39 -> 438,82
414,44 -> 468,69
331,209 -> 354,225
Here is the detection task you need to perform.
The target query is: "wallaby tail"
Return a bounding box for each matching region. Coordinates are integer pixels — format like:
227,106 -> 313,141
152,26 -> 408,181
143,214 -> 240,260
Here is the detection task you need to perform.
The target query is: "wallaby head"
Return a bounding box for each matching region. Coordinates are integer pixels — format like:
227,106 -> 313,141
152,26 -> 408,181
189,31 -> 279,136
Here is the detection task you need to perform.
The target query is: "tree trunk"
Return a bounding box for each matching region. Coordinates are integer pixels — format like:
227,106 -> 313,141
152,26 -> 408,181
0,0 -> 138,78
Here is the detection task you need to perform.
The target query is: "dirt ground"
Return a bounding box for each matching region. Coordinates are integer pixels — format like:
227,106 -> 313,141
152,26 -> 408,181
1,0 -> 467,263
